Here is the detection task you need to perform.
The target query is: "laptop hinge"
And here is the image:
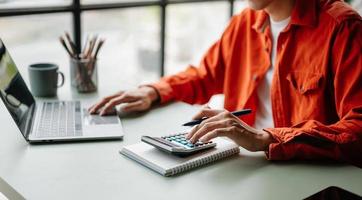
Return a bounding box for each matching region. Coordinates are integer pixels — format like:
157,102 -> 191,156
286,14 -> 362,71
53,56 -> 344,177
23,102 -> 37,140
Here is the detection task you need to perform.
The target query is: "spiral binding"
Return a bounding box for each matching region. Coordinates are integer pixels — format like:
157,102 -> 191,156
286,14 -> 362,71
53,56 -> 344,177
170,148 -> 240,176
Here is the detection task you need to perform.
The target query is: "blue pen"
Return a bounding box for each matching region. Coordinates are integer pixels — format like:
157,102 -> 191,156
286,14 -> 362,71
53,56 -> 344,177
182,109 -> 252,126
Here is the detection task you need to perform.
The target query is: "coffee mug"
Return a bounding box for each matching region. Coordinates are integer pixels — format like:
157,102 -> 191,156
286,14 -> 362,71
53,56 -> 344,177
28,63 -> 64,97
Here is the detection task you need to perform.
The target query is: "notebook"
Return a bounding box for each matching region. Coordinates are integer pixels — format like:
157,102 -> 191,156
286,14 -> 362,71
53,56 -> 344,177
120,137 -> 240,176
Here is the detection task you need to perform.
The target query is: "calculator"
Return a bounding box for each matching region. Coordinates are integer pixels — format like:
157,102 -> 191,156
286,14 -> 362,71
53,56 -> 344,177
141,132 -> 216,156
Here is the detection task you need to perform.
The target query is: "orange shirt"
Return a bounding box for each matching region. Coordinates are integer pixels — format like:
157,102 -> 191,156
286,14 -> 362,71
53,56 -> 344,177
151,0 -> 362,167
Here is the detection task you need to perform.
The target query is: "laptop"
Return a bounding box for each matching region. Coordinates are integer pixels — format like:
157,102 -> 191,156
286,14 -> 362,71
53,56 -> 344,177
0,39 -> 123,143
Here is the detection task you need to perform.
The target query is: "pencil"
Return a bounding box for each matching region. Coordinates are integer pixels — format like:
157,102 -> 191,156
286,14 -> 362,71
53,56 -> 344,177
59,37 -> 75,58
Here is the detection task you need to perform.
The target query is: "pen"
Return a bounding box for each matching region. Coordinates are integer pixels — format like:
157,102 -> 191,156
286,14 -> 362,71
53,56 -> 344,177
182,109 -> 252,126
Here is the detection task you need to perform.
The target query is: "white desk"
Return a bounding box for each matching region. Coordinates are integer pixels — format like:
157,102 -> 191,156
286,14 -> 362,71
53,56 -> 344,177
0,84 -> 362,200
0,176 -> 24,200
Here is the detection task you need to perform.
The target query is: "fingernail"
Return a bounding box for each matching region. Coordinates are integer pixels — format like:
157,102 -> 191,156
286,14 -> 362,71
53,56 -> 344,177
200,137 -> 206,142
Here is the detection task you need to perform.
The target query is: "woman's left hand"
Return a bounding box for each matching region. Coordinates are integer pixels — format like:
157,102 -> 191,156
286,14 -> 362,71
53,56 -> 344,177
186,108 -> 275,152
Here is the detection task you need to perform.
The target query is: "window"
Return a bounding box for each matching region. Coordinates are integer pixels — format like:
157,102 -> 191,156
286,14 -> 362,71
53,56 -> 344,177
83,7 -> 160,86
81,0 -> 157,4
0,0 -> 71,9
0,13 -> 72,85
0,0 -> 242,86
234,0 -> 248,15
165,2 -> 229,75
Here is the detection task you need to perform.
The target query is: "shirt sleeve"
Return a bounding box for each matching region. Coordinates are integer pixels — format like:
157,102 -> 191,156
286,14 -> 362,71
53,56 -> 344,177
149,16 -> 240,105
265,19 -> 362,167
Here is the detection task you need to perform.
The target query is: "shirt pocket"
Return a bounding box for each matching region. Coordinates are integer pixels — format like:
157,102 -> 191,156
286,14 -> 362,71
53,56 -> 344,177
286,71 -> 324,95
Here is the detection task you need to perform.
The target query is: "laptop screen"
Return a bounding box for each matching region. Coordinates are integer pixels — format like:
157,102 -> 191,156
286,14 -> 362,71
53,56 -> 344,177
0,39 -> 35,138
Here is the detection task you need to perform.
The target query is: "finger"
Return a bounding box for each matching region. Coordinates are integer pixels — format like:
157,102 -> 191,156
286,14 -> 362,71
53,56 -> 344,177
189,119 -> 229,143
186,111 -> 227,139
89,98 -> 111,114
199,127 -> 233,142
100,94 -> 137,115
186,116 -> 217,139
122,100 -> 145,113
89,92 -> 123,114
192,108 -> 224,120
236,118 -> 258,133
185,125 -> 199,139
186,111 -> 236,140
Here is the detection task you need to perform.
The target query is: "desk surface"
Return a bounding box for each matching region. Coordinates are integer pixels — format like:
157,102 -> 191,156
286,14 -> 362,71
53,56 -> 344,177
0,85 -> 361,200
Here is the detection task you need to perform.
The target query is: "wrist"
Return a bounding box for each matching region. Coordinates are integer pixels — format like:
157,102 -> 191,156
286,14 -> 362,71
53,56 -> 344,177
140,86 -> 160,103
257,130 -> 275,151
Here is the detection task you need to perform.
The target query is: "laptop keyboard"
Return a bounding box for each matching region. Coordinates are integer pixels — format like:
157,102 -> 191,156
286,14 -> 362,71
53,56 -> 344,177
35,101 -> 82,138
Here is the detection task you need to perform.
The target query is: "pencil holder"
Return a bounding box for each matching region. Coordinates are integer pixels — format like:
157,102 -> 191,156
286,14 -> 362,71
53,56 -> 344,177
70,58 -> 98,93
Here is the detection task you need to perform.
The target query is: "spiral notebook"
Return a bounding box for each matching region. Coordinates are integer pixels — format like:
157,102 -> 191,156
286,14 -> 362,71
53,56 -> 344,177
120,137 -> 240,176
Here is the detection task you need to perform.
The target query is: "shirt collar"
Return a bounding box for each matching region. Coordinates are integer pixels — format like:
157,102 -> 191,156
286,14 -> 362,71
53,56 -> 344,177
252,0 -> 319,33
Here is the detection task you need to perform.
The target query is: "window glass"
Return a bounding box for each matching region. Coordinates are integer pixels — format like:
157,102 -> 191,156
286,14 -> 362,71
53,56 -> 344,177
0,14 -> 72,86
165,2 -> 229,75
234,0 -> 249,15
0,0 -> 71,9
81,0 -> 157,5
351,0 -> 362,15
83,7 -> 160,87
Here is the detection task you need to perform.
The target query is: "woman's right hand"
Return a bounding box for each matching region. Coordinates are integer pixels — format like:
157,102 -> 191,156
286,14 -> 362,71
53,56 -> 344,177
88,86 -> 159,116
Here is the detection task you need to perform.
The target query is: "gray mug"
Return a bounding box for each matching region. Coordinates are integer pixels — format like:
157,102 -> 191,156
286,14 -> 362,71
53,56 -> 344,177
28,63 -> 64,97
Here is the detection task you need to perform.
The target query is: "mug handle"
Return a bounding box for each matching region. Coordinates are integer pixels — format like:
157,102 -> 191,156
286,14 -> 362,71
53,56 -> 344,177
57,71 -> 65,88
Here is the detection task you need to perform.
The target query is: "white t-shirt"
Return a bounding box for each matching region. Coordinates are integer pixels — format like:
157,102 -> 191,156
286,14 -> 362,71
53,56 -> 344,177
254,16 -> 290,130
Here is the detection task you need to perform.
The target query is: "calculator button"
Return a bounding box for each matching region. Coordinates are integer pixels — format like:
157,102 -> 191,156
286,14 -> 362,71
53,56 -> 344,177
180,141 -> 188,145
195,142 -> 203,146
186,143 -> 194,147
